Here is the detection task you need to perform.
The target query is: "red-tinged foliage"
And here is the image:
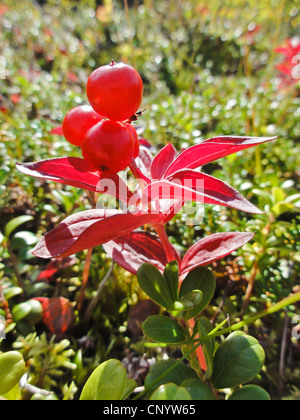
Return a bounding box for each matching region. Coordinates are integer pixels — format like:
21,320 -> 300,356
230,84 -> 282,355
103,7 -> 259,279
16,157 -> 134,204
34,297 -> 74,335
103,231 -> 180,275
180,232 -> 255,277
50,126 -> 64,136
275,37 -> 300,84
18,135 -> 276,261
32,210 -> 163,259
139,139 -> 152,149
0,5 -> 9,16
144,170 -> 263,214
104,231 -> 254,278
151,143 -> 177,180
164,136 -> 277,177
36,257 -> 76,283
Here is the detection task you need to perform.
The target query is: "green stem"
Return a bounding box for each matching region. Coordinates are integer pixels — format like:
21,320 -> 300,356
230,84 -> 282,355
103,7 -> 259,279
198,292 -> 300,344
133,339 -> 203,400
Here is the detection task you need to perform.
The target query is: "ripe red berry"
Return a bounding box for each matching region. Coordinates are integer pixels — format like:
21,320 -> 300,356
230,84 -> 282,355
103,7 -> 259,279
62,105 -> 103,147
86,61 -> 143,122
81,120 -> 135,174
125,123 -> 139,158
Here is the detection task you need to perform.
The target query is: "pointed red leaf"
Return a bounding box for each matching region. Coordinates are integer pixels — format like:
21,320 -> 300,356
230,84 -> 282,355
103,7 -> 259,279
35,297 -> 74,334
36,257 -> 76,282
103,231 -> 180,275
133,146 -> 153,183
16,157 -> 133,204
181,232 -> 255,276
50,126 -> 64,136
151,143 -> 177,180
32,209 -> 162,259
164,136 -> 277,176
143,169 -> 263,214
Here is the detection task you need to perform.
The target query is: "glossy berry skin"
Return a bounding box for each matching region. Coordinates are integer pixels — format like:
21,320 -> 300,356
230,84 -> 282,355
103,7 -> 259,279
125,123 -> 139,158
86,61 -> 143,122
63,105 -> 103,147
81,120 -> 135,174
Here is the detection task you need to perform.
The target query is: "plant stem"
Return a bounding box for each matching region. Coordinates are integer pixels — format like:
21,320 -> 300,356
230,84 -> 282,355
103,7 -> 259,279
133,339 -> 204,400
153,223 -> 175,263
124,0 -> 136,68
84,262 -> 114,322
197,292 -> 300,343
77,247 -> 93,312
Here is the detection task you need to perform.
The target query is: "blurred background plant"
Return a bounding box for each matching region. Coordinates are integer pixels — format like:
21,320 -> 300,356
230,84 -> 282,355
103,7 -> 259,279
0,0 -> 299,400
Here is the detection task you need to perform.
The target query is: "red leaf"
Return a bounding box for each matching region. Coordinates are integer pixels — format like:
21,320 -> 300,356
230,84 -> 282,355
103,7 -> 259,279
16,157 -> 133,204
143,169 -> 263,214
50,126 -> 64,136
151,143 -> 177,180
103,231 -> 180,275
37,257 -> 76,282
133,146 -> 153,183
32,210 -> 162,259
164,136 -> 276,176
35,297 -> 74,334
181,232 -> 254,276
139,139 -> 152,149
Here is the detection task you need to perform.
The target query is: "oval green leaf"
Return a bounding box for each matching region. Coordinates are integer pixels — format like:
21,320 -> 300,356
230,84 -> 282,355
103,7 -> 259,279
227,385 -> 271,401
181,378 -> 216,400
211,331 -> 265,390
164,261 -> 179,302
172,290 -> 202,312
80,359 -> 127,400
179,266 -> 216,319
145,359 -> 198,393
137,264 -> 174,309
0,351 -> 26,396
4,215 -> 34,238
12,302 -> 32,322
150,383 -> 192,400
143,315 -> 186,344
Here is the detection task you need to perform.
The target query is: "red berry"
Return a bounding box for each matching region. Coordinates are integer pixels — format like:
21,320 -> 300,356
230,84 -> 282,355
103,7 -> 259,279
86,61 -> 143,122
125,123 -> 139,158
62,105 -> 103,147
81,120 -> 135,174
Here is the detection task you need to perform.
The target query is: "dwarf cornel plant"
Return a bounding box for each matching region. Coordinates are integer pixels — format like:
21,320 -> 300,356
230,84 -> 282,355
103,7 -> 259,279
15,61 -> 300,401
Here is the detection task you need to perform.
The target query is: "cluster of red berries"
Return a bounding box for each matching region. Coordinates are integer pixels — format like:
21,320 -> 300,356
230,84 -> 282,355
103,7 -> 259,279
62,61 -> 143,174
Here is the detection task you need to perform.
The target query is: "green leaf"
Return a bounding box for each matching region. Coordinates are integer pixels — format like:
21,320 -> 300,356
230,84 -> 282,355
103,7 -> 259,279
3,287 -> 23,300
179,266 -> 216,319
4,216 -> 34,238
11,231 -> 38,249
150,383 -> 192,400
227,385 -> 271,401
80,359 -> 127,400
121,378 -> 137,400
181,378 -> 216,400
164,261 -> 179,301
137,264 -> 174,309
197,317 -> 214,380
211,332 -> 265,389
0,351 -> 26,396
143,315 -> 186,344
12,302 -> 32,322
172,290 -> 202,312
145,359 -> 198,393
